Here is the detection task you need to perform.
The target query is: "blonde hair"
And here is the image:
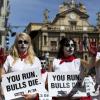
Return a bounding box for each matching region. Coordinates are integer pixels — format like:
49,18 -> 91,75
10,32 -> 36,64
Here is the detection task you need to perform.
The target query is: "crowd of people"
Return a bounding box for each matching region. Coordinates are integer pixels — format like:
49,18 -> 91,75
0,32 -> 100,100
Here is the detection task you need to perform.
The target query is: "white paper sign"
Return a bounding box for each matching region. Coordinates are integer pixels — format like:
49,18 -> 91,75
1,68 -> 43,100
83,76 -> 99,96
39,72 -> 52,100
39,89 -> 52,100
83,76 -> 95,93
48,71 -> 87,97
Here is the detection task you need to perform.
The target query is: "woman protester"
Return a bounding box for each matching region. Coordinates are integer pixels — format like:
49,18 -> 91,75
48,37 -> 95,100
93,52 -> 100,100
1,32 -> 42,100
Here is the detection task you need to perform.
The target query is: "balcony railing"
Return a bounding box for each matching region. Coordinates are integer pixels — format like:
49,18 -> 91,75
44,25 -> 95,32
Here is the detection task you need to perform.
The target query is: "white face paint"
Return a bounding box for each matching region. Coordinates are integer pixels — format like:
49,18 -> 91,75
41,60 -> 46,68
63,40 -> 75,56
17,40 -> 29,53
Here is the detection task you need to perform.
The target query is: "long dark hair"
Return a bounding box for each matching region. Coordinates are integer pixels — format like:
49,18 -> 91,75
57,37 -> 76,59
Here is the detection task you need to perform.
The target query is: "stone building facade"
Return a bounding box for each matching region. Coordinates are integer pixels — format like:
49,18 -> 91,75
25,0 -> 100,63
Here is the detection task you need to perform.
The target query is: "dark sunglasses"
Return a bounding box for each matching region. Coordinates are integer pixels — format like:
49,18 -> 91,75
18,40 -> 29,44
64,43 -> 75,47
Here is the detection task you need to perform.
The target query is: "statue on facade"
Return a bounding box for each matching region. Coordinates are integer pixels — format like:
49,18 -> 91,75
43,8 -> 50,23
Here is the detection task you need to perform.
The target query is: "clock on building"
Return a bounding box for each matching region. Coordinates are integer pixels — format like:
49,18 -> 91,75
69,13 -> 76,20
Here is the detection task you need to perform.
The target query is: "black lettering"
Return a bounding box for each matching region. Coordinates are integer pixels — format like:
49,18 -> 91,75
14,92 -> 24,96
51,83 -> 69,88
6,85 -> 11,92
28,89 -> 36,93
52,75 -> 56,81
51,83 -> 55,88
44,94 -> 49,97
53,75 -> 65,81
67,75 -> 80,81
6,82 -> 26,92
6,77 -> 10,83
58,91 -> 67,95
66,83 -> 70,88
22,72 -> 36,80
67,75 -> 70,80
28,79 -> 38,86
7,75 -> 20,83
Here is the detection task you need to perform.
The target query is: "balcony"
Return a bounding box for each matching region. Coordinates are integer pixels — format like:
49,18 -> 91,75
43,25 -> 95,32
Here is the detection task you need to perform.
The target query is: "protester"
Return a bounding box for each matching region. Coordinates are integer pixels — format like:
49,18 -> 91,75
48,37 -> 95,100
1,32 -> 42,100
87,41 -> 100,100
93,52 -> 100,100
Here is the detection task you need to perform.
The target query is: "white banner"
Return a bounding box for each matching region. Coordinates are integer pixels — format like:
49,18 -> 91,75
48,71 -> 97,97
1,68 -> 43,100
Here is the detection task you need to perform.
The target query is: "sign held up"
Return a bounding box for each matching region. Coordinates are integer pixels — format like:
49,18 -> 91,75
48,71 -> 94,97
1,67 -> 42,100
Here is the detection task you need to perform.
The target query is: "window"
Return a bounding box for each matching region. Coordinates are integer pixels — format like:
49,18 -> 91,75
50,41 -> 57,51
51,41 -> 57,46
85,55 -> 88,60
69,21 -> 77,30
44,35 -> 47,45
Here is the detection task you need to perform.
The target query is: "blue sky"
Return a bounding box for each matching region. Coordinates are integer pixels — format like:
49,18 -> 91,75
8,0 -> 100,47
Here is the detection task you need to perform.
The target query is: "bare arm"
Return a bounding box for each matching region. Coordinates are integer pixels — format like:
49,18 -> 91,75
1,67 -> 6,76
48,63 -> 53,72
0,67 -> 6,98
81,56 -> 96,68
95,59 -> 100,67
0,67 -> 6,81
